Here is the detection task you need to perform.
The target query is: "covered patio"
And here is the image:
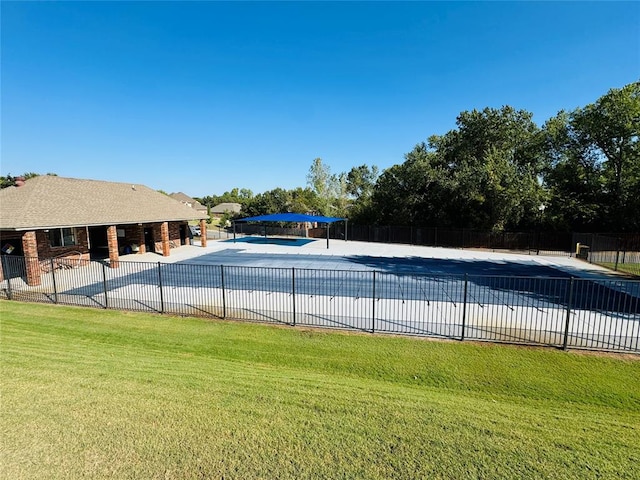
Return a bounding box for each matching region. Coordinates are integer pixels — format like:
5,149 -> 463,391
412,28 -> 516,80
0,176 -> 209,286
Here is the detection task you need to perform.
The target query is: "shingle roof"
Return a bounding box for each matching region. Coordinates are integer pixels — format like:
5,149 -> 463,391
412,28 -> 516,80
0,176 -> 208,231
210,202 -> 242,214
169,192 -> 196,203
169,192 -> 208,212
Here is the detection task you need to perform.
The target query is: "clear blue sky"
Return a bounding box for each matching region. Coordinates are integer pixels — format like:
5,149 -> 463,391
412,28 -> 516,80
2,1 -> 638,198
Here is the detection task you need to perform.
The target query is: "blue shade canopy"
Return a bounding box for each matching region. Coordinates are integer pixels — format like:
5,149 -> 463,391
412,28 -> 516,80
235,213 -> 344,223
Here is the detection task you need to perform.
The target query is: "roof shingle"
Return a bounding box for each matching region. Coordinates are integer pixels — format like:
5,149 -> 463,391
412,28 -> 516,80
0,176 -> 208,231
210,202 -> 242,214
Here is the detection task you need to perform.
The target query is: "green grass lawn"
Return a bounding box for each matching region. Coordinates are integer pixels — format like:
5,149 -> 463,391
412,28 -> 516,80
1,301 -> 639,479
596,262 -> 640,277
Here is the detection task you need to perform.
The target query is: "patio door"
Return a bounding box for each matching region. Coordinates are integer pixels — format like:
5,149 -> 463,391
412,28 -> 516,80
144,228 -> 155,254
88,226 -> 109,259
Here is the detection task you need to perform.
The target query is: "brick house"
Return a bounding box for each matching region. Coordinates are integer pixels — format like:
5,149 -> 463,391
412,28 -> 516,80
210,202 -> 242,218
169,192 -> 209,215
0,176 -> 209,286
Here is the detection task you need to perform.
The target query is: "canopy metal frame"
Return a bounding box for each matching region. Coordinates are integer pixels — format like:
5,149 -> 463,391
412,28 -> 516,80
233,213 -> 347,249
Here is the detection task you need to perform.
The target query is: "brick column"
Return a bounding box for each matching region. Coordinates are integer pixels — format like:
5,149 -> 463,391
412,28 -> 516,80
107,225 -> 119,268
22,231 -> 41,286
161,221 -> 170,257
138,225 -> 146,254
0,256 -> 4,283
200,219 -> 207,247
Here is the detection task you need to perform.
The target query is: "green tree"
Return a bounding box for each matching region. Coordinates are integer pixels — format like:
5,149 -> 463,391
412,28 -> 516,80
244,187 -> 323,218
333,172 -> 350,218
346,164 -> 379,199
570,82 -> 640,230
370,143 -> 453,226
541,111 -> 603,231
427,106 -> 545,231
288,187 -> 321,214
197,188 -> 254,209
371,107 -> 545,230
0,172 -> 46,189
542,81 -> 640,231
244,188 -> 291,217
306,158 -> 337,215
344,164 -> 379,222
0,175 -> 15,189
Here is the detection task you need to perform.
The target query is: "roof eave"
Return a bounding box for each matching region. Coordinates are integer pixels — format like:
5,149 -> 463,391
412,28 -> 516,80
1,216 -> 207,231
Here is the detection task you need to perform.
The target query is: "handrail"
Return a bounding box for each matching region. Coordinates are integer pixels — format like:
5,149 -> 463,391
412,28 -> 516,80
40,251 -> 84,272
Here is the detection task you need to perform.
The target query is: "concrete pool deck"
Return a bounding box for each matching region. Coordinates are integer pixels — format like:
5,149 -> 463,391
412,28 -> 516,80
120,236 -> 621,281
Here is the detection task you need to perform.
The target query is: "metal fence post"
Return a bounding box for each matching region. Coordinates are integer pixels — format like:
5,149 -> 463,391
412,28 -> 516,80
157,262 -> 165,314
371,271 -> 376,333
221,264 -> 226,319
50,258 -> 58,304
292,267 -> 296,326
562,277 -> 575,351
102,262 -> 108,309
2,256 -> 12,300
461,274 -> 468,341
614,237 -> 621,271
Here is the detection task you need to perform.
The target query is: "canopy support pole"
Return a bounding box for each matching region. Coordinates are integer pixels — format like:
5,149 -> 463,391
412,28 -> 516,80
233,221 -> 236,243
345,219 -> 348,242
326,222 -> 330,249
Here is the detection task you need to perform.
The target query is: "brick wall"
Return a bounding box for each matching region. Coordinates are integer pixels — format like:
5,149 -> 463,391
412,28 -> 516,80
36,228 -> 90,261
0,222 -> 191,273
22,231 -> 41,286
118,224 -> 144,253
107,226 -> 119,267
151,223 -> 162,253
147,222 -> 187,254
161,222 -> 170,256
168,222 -> 180,241
1,229 -> 90,261
200,219 -> 207,247
115,222 -> 186,255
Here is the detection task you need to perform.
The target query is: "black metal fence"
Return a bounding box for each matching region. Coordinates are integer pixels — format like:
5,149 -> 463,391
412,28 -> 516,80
231,223 -> 640,276
337,225 -> 574,255
229,224 -> 640,271
234,223 -> 308,238
299,224 -> 573,256
1,255 -> 638,353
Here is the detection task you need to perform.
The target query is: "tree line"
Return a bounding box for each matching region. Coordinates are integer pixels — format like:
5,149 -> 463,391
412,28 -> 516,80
0,172 -> 51,189
4,82 -> 637,233
199,81 -> 639,233
197,161 -> 379,224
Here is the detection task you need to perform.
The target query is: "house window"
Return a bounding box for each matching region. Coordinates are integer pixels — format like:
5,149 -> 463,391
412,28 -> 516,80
49,228 -> 77,247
